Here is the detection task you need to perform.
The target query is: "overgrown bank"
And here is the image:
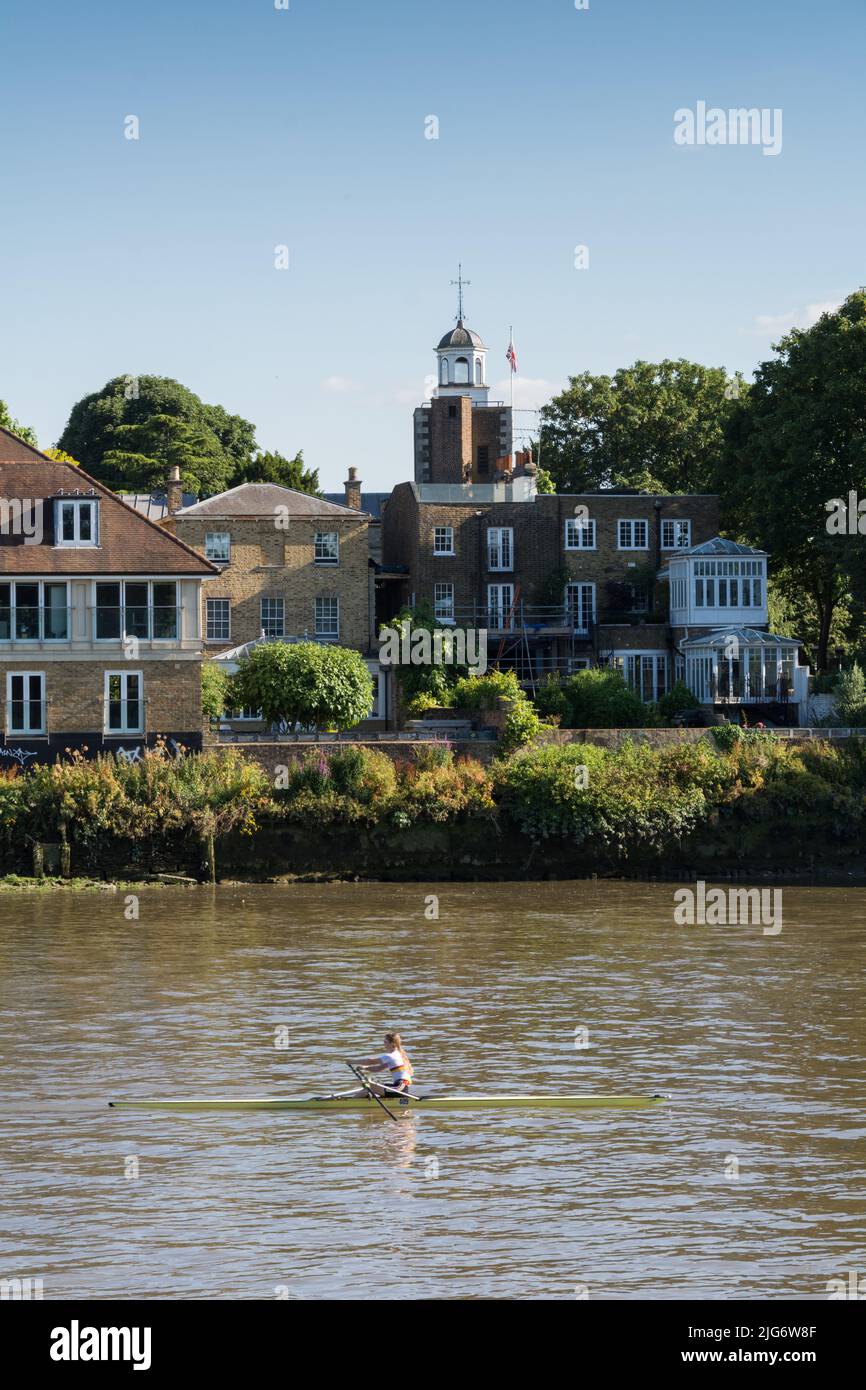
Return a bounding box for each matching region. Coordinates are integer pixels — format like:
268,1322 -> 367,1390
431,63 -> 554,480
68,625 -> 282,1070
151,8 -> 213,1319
1,734 -> 865,883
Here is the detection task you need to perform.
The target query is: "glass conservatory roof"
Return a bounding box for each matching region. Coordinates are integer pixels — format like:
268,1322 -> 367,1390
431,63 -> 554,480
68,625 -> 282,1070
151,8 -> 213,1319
680,627 -> 801,649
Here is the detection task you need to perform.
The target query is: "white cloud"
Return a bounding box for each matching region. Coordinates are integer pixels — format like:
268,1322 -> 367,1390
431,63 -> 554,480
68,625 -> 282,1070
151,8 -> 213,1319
321,375 -> 360,393
745,300 -> 842,338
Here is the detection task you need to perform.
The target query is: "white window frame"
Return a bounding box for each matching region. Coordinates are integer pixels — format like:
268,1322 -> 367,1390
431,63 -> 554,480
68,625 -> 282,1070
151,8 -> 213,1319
661,519 -> 691,550
93,580 -> 179,642
314,532 -> 340,566
564,582 -> 596,634
433,526 -> 454,556
0,580 -> 69,642
615,651 -> 669,703
617,518 -> 649,550
315,595 -> 340,639
204,532 -> 231,563
104,669 -> 144,735
433,582 -> 455,624
564,517 -> 596,550
487,526 -> 513,572
206,598 -> 231,643
260,597 -> 285,638
487,583 -> 515,628
55,498 -> 98,548
6,670 -> 46,735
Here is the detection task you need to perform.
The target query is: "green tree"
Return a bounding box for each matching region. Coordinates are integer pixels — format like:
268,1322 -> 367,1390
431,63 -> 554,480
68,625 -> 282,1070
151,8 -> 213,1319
43,448 -> 81,466
723,292 -> 866,671
0,399 -> 38,447
834,663 -> 866,725
540,359 -> 743,494
101,414 -> 231,496
57,376 -> 257,495
201,662 -> 229,723
234,448 -> 320,495
560,668 -> 647,728
228,642 -> 373,733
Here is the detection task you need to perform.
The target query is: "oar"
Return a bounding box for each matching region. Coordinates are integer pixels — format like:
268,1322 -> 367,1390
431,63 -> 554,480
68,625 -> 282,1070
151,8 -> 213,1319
345,1061 -> 400,1123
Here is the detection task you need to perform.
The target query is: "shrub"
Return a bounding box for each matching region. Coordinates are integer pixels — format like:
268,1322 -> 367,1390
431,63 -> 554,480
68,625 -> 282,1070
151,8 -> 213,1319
500,698 -> 542,753
228,642 -> 373,732
833,663 -> 866,725
397,751 -> 495,823
451,669 -> 522,710
533,674 -> 568,721
201,662 -> 229,723
560,668 -> 646,728
658,679 -> 700,720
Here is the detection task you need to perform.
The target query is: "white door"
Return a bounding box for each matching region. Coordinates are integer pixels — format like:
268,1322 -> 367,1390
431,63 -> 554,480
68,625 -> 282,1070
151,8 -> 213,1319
565,583 -> 595,633
487,583 -> 515,629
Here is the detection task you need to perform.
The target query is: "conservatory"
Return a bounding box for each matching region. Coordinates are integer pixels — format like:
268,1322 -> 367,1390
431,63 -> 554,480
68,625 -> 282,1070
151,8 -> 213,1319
679,627 -> 808,714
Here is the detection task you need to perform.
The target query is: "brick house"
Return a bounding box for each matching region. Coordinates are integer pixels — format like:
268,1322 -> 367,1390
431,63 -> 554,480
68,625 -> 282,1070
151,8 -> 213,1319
164,482 -> 388,724
0,428 -> 218,767
382,477 -> 722,701
165,482 -> 373,652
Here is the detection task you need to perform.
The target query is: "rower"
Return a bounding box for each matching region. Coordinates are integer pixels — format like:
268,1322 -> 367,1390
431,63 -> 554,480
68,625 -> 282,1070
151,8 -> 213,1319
348,1032 -> 414,1097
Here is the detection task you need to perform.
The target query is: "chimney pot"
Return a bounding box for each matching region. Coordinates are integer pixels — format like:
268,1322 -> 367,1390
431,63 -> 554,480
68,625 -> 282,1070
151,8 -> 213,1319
166,465 -> 183,515
344,469 -> 362,510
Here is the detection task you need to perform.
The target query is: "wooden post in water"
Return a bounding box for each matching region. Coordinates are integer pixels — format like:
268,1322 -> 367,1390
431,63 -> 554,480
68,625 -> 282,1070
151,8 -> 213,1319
59,819 -> 71,879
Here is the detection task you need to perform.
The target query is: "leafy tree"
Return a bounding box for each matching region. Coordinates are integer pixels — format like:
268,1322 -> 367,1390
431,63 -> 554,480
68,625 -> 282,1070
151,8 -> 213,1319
833,663 -> 866,725
228,642 -> 373,732
234,448 -> 320,496
540,359 -> 743,494
43,448 -> 81,466
201,663 -> 229,723
658,680 -> 699,720
0,399 -> 37,447
57,376 -> 256,495
723,292 -> 866,670
535,467 -> 556,494
382,602 -> 468,707
560,668 -> 647,728
102,414 -> 231,495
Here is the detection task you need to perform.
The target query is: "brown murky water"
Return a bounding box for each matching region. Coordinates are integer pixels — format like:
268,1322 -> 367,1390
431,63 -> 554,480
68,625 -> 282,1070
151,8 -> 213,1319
1,881 -> 864,1300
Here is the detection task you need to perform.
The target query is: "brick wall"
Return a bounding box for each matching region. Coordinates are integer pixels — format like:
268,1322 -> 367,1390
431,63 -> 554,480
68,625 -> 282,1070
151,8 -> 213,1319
382,487 -> 721,623
170,515 -> 371,654
0,658 -> 202,736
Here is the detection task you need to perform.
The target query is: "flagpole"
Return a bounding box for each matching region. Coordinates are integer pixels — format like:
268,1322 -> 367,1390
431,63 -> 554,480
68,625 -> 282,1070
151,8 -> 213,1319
509,323 -> 515,472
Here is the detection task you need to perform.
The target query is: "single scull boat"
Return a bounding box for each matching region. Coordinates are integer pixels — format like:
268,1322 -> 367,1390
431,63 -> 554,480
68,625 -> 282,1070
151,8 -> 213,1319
109,1093 -> 667,1113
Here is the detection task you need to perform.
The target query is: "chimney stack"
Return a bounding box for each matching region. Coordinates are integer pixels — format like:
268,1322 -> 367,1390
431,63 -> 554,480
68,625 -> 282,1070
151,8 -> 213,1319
166,464 -> 183,515
344,466 -> 362,510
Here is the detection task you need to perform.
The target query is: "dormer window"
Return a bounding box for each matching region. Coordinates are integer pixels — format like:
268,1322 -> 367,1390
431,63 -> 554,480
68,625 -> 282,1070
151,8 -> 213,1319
55,498 -> 98,547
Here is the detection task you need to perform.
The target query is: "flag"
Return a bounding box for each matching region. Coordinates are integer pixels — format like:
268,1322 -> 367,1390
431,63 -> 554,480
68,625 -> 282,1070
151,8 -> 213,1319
506,339 -> 518,373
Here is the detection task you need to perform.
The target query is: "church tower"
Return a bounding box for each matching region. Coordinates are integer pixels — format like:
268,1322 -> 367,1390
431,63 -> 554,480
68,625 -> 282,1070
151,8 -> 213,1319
414,269 -> 513,484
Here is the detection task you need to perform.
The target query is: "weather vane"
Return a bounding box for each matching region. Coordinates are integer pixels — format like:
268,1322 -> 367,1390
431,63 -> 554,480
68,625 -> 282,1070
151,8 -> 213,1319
451,264 -> 470,323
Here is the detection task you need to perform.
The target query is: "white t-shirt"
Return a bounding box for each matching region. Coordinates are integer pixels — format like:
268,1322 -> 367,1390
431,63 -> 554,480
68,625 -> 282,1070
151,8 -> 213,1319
380,1048 -> 411,1082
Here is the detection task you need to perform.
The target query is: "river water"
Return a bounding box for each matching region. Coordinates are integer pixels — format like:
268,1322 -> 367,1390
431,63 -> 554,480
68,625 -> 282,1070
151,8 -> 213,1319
1,881 -> 864,1300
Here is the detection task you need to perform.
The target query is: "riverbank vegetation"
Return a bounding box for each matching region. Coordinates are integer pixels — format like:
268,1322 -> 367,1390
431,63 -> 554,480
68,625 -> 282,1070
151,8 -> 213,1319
2,733 -> 866,879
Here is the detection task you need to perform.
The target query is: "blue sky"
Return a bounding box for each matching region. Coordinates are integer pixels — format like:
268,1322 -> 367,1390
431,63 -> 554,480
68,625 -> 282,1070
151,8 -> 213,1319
1,0 -> 863,490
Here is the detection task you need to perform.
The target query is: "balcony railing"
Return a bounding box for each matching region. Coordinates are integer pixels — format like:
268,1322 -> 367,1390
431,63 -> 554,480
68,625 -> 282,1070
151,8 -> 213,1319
440,603 -> 596,635
3,700 -> 48,738
93,606 -> 180,641
0,606 -> 72,643
0,606 -> 184,644
103,698 -> 146,735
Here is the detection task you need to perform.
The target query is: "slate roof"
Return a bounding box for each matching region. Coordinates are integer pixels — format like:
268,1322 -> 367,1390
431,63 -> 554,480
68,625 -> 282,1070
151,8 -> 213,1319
0,428 -> 217,576
323,491 -> 389,521
175,482 -> 368,519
